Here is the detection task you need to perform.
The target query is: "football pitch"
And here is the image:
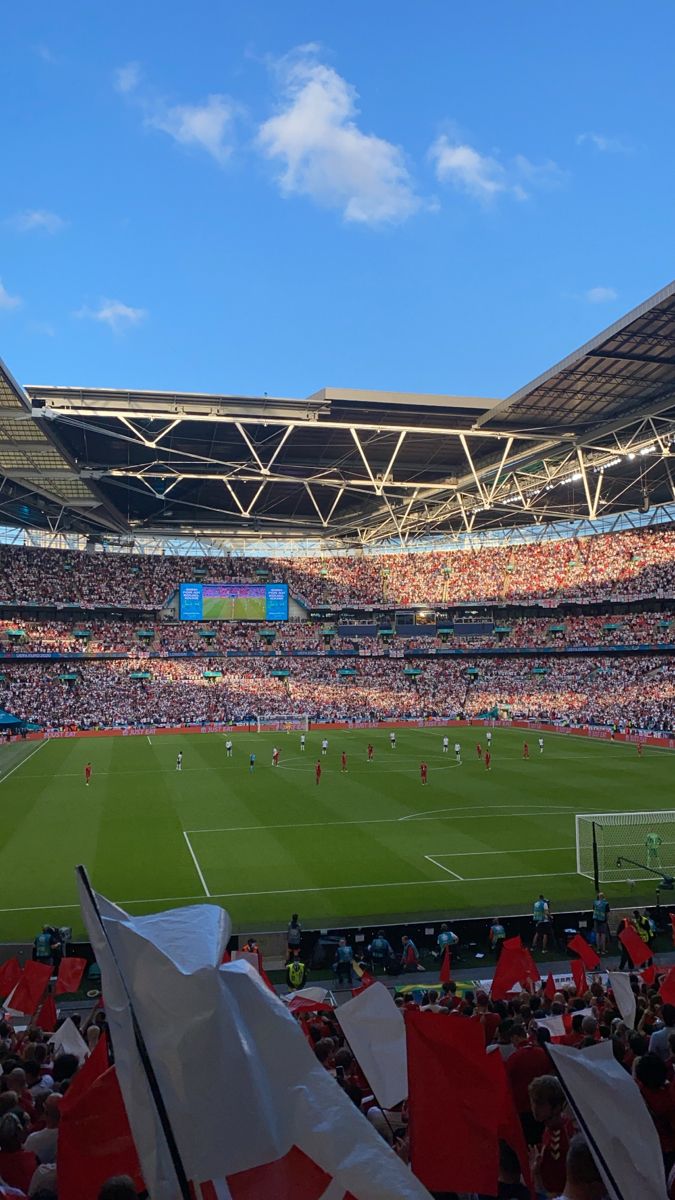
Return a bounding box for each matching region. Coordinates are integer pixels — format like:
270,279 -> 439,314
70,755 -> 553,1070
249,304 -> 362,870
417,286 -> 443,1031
0,727 -> 671,941
202,595 -> 266,619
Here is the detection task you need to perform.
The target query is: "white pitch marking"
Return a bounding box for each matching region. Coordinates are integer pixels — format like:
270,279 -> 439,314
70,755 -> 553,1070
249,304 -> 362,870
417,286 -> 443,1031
0,867 -> 583,915
425,854 -> 464,880
0,738 -> 49,784
147,735 -> 152,745
430,845 -> 576,858
186,805 -> 578,837
182,831 -> 211,897
399,802 -> 572,822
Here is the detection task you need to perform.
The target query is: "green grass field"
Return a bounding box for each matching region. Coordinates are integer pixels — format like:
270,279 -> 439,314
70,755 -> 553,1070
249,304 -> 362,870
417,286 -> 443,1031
0,727 -> 672,941
202,595 -> 266,619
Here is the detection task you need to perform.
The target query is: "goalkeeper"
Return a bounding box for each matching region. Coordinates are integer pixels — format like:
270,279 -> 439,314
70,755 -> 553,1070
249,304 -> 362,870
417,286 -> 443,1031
645,831 -> 663,869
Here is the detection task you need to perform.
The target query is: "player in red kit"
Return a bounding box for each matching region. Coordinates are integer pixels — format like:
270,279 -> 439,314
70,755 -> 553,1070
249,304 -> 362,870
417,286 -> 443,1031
341,751 -> 348,773
523,741 -> 529,759
367,743 -> 374,761
476,743 -> 482,758
485,750 -> 491,771
84,762 -> 92,787
420,761 -> 428,785
637,741 -> 643,757
272,747 -> 280,767
315,760 -> 322,785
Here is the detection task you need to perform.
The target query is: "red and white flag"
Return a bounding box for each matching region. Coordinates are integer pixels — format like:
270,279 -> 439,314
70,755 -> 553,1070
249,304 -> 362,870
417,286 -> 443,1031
78,874 -> 431,1200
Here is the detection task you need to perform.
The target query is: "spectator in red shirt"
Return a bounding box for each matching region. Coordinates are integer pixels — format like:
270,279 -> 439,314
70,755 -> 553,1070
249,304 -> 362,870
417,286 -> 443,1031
635,1052 -> 675,1172
505,1024 -> 551,1144
0,1112 -> 37,1194
528,1074 -> 576,1197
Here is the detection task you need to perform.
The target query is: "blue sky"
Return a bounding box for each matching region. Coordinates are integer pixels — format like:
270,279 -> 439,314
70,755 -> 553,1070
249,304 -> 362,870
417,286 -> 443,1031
1,2 -> 672,400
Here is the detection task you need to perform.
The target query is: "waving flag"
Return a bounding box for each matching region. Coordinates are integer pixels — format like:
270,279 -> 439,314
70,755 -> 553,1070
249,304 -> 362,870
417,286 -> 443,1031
55,956 -> 87,995
618,925 -> 652,967
337,982 -> 407,1109
7,960 -> 51,1014
548,1040 -> 668,1200
77,870 -> 431,1200
0,958 -> 21,1000
567,933 -> 600,970
406,1009 -> 501,1195
58,1034 -> 144,1200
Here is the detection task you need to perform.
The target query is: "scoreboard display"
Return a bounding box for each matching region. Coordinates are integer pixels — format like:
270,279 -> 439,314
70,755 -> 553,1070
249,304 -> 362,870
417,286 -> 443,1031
179,583 -> 289,621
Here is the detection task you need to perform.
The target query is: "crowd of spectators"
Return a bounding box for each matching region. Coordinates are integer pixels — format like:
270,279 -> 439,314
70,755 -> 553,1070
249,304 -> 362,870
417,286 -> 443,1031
300,957 -> 675,1197
0,653 -> 671,731
1,523 -> 674,609
3,961 -> 675,1197
0,611 -> 672,658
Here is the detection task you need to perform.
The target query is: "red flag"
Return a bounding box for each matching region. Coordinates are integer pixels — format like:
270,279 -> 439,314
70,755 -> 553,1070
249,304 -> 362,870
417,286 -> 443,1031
350,970 -> 376,998
484,1048 -> 534,1198
8,961 -> 51,1014
226,1145 -> 332,1200
55,957 -> 87,996
439,945 -> 451,984
544,973 -> 556,1001
619,925 -> 652,967
0,958 -> 21,999
660,966 -> 675,1005
568,933 -> 600,970
571,960 -> 588,996
490,936 -> 540,1001
35,993 -> 57,1033
58,1035 -> 144,1200
405,1009 -> 500,1194
642,965 -> 659,987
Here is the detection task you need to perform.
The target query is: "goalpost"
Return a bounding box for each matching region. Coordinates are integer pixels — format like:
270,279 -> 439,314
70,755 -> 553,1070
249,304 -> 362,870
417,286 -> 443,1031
576,811 -> 675,888
255,715 -> 309,733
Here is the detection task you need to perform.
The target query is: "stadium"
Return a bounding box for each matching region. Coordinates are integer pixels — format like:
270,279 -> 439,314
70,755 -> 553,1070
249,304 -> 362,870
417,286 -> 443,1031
3,11 -> 675,1196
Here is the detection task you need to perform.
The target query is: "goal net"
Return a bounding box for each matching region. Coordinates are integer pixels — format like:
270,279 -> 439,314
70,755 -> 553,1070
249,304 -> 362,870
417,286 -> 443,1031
576,810 -> 675,885
256,715 -> 309,733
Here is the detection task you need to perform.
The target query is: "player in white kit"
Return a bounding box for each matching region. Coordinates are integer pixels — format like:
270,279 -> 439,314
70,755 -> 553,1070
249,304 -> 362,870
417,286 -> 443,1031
176,751 -> 183,772
300,733 -> 306,751
442,736 -> 449,753
225,739 -> 233,757
389,731 -> 396,750
321,738 -> 328,756
454,742 -> 461,764
538,736 -> 544,754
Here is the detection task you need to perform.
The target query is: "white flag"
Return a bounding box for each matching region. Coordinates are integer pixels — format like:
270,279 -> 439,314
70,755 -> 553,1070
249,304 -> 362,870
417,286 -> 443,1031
548,1040 -> 668,1200
337,982 -> 407,1109
607,972 -> 637,1029
50,1016 -> 88,1063
77,880 -> 186,1200
78,878 -> 431,1200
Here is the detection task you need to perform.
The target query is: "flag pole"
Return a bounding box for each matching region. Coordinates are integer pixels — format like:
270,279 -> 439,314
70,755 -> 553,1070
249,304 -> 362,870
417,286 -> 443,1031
545,1047 -> 625,1200
76,865 -> 193,1200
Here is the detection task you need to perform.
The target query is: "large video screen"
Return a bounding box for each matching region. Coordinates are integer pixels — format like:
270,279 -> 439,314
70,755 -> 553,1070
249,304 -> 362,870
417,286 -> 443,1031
179,583 -> 289,621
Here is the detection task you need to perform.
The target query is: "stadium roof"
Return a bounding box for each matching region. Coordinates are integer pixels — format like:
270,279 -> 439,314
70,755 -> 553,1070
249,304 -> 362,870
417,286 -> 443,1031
2,279 -> 675,545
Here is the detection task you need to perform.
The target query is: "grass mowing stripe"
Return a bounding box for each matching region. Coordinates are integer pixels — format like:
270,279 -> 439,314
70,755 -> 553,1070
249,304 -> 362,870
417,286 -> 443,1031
0,738 -> 49,784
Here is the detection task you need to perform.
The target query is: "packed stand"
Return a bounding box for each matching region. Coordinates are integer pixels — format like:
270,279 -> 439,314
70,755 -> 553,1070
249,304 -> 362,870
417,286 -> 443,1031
0,523 -> 674,609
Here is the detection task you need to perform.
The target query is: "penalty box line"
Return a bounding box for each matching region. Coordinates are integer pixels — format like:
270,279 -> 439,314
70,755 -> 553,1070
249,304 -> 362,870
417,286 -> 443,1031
0,868 -> 583,916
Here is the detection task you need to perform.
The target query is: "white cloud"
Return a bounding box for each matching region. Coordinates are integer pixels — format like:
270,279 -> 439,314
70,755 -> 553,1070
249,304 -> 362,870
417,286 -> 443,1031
429,135 -> 564,202
77,298 -> 146,332
146,94 -> 236,165
429,138 -> 507,199
8,209 -> 66,234
577,132 -> 631,154
585,286 -> 618,304
114,62 -> 141,95
257,48 -> 420,225
0,281 -> 21,311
